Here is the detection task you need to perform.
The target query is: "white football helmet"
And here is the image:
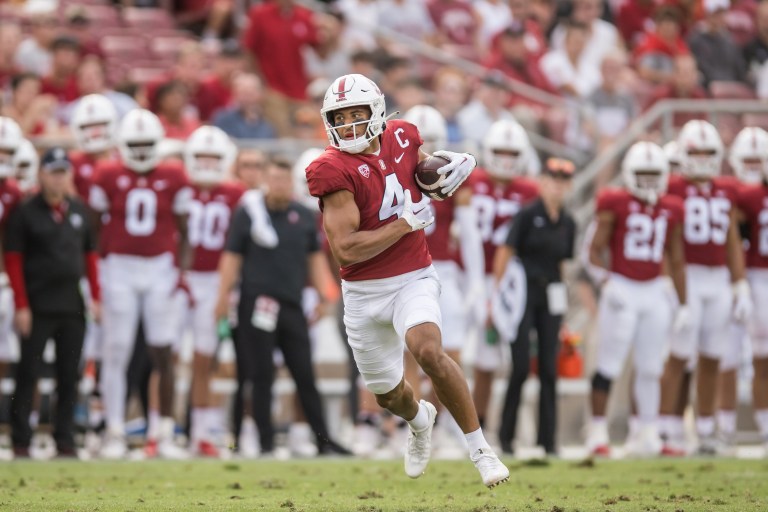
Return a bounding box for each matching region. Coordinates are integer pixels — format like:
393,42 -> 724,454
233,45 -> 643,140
663,140 -> 682,174
117,109 -> 165,173
622,141 -> 670,205
483,119 -> 531,180
728,126 -> 768,185
70,94 -> 118,154
321,74 -> 388,154
292,147 -> 324,211
12,139 -> 39,192
184,125 -> 236,185
677,119 -> 724,179
0,116 -> 23,178
402,105 -> 447,155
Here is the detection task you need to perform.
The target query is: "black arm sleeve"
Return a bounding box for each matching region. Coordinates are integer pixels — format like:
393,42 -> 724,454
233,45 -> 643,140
506,206 -> 529,252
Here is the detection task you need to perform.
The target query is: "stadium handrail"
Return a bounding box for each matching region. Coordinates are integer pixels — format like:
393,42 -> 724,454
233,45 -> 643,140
567,98 -> 768,229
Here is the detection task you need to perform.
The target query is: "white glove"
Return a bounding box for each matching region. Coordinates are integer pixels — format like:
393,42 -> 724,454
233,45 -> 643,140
242,189 -> 278,248
400,190 -> 434,231
732,279 -> 753,324
673,304 -> 692,334
463,279 -> 487,326
433,150 -> 477,197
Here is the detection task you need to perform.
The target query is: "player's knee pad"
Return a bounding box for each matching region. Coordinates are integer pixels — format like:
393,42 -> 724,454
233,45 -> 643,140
591,372 -> 612,393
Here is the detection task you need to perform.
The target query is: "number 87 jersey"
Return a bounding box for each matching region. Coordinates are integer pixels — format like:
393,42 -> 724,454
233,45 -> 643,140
90,159 -> 192,257
666,174 -> 739,266
596,188 -> 684,280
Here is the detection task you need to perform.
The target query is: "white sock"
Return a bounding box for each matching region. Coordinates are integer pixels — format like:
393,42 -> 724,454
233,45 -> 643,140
633,373 -> 660,426
147,410 -> 161,440
205,408 -> 221,438
754,409 -> 768,439
191,408 -> 205,444
717,410 -> 737,436
696,416 -> 716,438
407,402 -> 430,432
101,350 -> 129,433
628,416 -> 640,439
591,416 -> 607,429
465,427 -> 492,455
159,417 -> 175,442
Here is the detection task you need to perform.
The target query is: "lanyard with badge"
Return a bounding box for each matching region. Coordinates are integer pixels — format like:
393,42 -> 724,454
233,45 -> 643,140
252,295 -> 280,332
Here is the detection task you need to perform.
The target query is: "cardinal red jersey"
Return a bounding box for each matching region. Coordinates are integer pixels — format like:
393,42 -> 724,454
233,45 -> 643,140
469,168 -> 538,274
426,195 -> 459,263
69,150 -> 102,200
667,174 -> 739,266
597,188 -> 684,281
306,119 -> 432,281
0,179 -> 22,229
737,183 -> 768,269
90,160 -> 192,258
188,182 -> 245,272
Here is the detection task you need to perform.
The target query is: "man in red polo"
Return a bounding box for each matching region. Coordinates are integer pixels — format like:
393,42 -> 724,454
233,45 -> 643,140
241,0 -> 320,137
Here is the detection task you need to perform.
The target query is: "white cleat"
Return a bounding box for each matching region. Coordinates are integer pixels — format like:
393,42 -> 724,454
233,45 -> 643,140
288,423 -> 318,458
404,400 -> 437,478
158,440 -> 190,460
100,432 -> 128,460
353,423 -> 382,457
472,448 -> 510,488
624,425 -> 662,458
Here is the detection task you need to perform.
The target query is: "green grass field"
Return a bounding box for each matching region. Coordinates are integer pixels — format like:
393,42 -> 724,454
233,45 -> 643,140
2,458 -> 768,512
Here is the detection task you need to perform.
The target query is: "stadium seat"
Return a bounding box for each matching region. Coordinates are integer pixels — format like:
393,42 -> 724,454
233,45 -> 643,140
709,81 -> 756,100
101,35 -> 148,58
122,7 -> 174,29
151,35 -> 196,60
130,67 -> 168,85
742,113 -> 768,130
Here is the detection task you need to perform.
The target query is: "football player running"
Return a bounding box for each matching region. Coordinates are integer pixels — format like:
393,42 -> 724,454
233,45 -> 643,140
182,126 -> 244,457
659,120 -> 750,456
404,105 -> 484,453
305,74 -> 509,487
733,126 -> 768,455
585,141 -> 686,457
468,119 -> 538,430
0,118 -> 24,460
90,109 -> 192,460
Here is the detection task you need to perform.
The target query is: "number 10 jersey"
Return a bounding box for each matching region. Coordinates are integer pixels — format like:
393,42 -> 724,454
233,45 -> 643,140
90,160 -> 192,258
596,188 -> 684,281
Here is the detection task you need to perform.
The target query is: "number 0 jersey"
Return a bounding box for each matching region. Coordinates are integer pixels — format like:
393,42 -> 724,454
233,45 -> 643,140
306,120 -> 432,281
597,188 -> 684,281
188,182 -> 245,272
90,160 -> 192,257
666,175 -> 739,267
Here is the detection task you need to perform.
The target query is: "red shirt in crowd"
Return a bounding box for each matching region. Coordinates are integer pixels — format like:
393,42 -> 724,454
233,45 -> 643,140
41,75 -> 80,103
159,114 -> 201,141
615,0 -> 657,47
197,74 -> 233,122
427,0 -> 477,47
633,31 -> 689,63
241,1 -> 318,100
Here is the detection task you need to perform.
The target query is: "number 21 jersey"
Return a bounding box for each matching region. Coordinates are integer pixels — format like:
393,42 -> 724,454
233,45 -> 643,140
90,160 -> 192,257
597,188 -> 684,281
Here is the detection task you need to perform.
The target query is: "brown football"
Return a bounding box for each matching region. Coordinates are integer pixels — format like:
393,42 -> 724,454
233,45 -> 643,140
415,155 -> 451,201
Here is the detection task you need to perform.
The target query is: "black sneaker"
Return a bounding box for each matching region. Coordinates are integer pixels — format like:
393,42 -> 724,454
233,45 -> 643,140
317,440 -> 353,456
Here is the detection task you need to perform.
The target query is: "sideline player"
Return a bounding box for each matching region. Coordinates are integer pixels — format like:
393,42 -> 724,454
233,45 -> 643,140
585,141 -> 686,457
659,120 -> 750,455
306,74 -> 509,487
469,119 -> 538,428
90,109 -> 192,459
404,105 -> 484,451
182,126 -> 244,457
733,127 -> 768,454
715,127 -> 766,449
0,118 -> 24,460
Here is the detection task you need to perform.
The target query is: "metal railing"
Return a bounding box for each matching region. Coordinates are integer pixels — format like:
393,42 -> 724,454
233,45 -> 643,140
567,99 -> 768,229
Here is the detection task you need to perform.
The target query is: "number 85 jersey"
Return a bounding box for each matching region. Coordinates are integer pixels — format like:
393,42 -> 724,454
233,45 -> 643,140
666,175 -> 739,266
90,160 -> 192,257
597,188 -> 684,281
